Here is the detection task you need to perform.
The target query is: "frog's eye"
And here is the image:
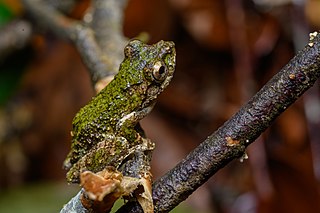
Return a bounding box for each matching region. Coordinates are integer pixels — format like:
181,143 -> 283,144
152,61 -> 168,82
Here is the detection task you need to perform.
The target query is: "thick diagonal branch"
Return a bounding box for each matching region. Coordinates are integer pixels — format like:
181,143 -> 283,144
116,33 -> 320,212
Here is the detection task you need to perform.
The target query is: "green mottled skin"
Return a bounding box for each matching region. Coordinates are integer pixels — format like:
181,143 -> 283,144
64,40 -> 176,183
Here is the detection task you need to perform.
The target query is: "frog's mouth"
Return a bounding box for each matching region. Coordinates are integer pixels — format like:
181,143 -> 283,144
139,85 -> 160,109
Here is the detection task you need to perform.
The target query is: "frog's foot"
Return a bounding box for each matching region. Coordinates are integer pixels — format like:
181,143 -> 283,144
80,167 -> 154,213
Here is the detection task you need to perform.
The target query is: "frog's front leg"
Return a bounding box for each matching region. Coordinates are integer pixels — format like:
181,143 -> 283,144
115,106 -> 156,212
116,102 -> 155,132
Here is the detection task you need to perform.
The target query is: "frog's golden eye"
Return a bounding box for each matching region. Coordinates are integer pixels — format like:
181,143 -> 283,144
152,61 -> 168,82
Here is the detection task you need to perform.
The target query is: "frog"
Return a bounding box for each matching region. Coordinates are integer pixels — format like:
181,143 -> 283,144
63,39 -> 176,212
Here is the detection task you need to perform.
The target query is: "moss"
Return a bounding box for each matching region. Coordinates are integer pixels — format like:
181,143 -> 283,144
64,40 -> 176,182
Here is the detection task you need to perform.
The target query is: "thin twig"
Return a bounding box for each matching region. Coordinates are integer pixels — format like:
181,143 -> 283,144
0,20 -> 32,60
60,190 -> 88,213
22,0 -> 128,84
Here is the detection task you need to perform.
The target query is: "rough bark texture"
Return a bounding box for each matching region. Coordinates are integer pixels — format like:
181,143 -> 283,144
60,190 -> 88,213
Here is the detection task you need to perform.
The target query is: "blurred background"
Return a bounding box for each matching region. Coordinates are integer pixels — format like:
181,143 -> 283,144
0,0 -> 320,212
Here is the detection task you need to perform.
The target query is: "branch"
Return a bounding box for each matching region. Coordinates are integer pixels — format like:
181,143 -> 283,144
117,32 -> 320,212
88,0 -> 128,84
0,20 -> 32,60
60,190 -> 87,213
22,0 -> 128,84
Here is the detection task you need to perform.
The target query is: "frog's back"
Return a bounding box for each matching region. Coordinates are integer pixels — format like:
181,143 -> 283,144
65,75 -> 144,168
64,39 -> 176,171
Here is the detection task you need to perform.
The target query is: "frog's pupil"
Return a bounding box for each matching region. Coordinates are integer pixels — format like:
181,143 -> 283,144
159,66 -> 165,75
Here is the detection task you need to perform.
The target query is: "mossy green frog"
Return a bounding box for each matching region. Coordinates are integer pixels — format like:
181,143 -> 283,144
63,39 -> 175,194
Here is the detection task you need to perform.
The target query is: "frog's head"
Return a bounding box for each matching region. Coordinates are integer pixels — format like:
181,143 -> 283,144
123,39 -> 176,107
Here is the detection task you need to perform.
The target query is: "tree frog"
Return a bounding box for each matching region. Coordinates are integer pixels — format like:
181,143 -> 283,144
63,39 -> 175,212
